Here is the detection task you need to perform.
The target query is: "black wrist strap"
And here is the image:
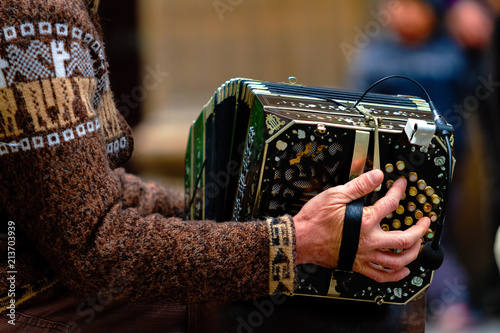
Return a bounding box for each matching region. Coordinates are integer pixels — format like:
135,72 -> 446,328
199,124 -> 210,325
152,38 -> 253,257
337,198 -> 364,271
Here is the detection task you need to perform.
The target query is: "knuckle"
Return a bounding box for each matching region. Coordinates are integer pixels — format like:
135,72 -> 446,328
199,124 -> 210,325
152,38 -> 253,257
359,232 -> 378,249
396,234 -> 411,249
385,258 -> 402,270
351,180 -> 366,196
376,255 -> 403,271
324,187 -> 336,195
371,273 -> 387,283
386,195 -> 400,211
408,245 -> 420,260
347,176 -> 371,198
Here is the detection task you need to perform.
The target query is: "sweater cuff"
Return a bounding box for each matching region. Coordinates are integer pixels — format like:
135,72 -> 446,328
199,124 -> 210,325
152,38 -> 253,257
266,215 -> 296,295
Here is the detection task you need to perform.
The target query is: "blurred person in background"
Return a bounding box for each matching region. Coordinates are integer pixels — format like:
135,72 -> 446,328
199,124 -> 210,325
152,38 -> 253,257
445,0 -> 500,325
346,0 -> 499,329
347,0 -> 469,160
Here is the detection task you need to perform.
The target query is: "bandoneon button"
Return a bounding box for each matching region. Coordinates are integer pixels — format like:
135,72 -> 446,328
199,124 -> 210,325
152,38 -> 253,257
425,228 -> 435,240
425,186 -> 435,196
408,172 -> 418,182
417,194 -> 427,204
409,187 -> 418,196
423,202 -> 432,213
429,211 -> 438,222
404,216 -> 413,226
431,194 -> 441,205
417,179 -> 427,190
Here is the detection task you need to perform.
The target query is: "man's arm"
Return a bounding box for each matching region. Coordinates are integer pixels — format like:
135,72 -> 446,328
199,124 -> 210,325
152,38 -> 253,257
114,169 -> 185,219
0,0 -> 289,304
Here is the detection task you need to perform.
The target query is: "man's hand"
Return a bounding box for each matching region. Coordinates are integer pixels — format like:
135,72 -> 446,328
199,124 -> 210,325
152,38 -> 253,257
294,169 -> 431,283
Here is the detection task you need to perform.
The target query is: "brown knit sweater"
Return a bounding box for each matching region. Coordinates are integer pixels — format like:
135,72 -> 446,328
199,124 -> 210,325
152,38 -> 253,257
0,0 -> 295,311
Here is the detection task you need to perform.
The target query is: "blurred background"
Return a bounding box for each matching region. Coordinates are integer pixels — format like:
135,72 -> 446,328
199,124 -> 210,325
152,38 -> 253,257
100,0 -> 368,184
99,0 -> 500,331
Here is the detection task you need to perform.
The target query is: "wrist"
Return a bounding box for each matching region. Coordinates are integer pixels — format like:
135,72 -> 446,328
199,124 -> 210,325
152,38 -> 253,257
294,215 -> 341,267
294,216 -> 310,265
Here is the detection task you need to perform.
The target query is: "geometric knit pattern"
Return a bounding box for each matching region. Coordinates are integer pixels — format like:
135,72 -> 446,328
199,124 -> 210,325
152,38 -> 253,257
0,0 -> 297,312
267,216 -> 296,295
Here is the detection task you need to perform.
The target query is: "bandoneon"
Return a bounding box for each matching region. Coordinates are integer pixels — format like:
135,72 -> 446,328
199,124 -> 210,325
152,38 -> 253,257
185,78 -> 455,305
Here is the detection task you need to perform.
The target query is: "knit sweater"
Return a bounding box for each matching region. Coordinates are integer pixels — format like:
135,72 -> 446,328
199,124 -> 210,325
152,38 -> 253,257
0,0 -> 295,311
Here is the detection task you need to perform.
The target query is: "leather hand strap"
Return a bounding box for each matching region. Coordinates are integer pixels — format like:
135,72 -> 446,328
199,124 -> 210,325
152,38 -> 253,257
337,198 -> 364,271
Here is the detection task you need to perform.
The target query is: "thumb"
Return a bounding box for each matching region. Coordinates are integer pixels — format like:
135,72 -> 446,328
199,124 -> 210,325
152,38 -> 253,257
340,169 -> 384,202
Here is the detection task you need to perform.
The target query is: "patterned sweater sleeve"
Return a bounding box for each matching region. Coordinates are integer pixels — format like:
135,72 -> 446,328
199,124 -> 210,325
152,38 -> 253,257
0,0 -> 296,304
114,169 -> 186,219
